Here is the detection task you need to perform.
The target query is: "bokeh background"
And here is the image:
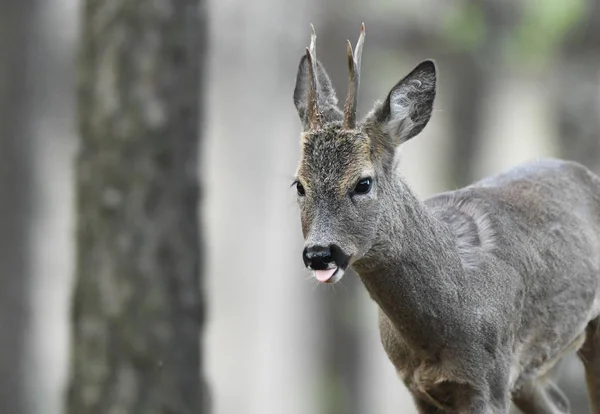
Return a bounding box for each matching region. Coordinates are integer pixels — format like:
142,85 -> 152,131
1,0 -> 599,413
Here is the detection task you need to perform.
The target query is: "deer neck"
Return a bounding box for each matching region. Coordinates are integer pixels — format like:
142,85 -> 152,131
353,174 -> 465,350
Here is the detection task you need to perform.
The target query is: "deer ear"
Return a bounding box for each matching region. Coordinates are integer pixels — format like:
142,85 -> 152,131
293,55 -> 342,129
365,60 -> 436,146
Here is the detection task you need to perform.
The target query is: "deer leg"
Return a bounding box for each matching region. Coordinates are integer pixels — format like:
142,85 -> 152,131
512,377 -> 570,414
578,317 -> 600,414
412,378 -> 509,414
413,397 -> 443,414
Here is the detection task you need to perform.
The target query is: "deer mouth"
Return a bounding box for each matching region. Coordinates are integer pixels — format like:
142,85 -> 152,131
314,267 -> 345,283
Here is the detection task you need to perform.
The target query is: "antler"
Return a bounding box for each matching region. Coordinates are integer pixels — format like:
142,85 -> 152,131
305,24 -> 321,130
343,23 -> 365,130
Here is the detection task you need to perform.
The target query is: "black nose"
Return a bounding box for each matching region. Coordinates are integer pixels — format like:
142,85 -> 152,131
303,245 -> 333,270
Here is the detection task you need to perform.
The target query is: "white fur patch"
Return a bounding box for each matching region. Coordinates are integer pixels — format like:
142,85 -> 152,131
456,202 -> 497,270
385,89 -> 414,142
429,194 -> 497,270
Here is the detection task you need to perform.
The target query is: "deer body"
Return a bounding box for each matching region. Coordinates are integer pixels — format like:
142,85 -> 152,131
358,159 -> 600,412
292,24 -> 600,413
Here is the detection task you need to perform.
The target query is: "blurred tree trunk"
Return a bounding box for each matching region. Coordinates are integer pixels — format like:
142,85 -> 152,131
446,53 -> 487,187
555,1 -> 600,175
67,1 -> 208,413
446,0 -> 519,187
553,2 -> 600,413
316,270 -> 364,414
0,2 -> 37,414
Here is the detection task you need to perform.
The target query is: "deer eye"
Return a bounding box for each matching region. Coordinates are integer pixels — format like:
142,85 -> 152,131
354,177 -> 372,195
296,181 -> 306,196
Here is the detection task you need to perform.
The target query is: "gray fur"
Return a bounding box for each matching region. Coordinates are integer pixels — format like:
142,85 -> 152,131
292,29 -> 600,414
367,60 -> 437,146
293,57 -> 343,129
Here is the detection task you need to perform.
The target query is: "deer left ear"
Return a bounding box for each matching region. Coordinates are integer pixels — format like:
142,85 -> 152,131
365,60 -> 436,147
293,55 -> 342,128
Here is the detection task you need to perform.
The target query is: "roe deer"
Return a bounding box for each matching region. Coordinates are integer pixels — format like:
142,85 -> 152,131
291,23 -> 600,413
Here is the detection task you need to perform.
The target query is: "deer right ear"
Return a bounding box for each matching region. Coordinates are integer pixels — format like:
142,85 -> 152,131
365,60 -> 436,147
293,55 -> 342,130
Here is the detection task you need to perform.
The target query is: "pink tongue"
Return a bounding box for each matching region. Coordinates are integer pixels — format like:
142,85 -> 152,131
315,268 -> 337,282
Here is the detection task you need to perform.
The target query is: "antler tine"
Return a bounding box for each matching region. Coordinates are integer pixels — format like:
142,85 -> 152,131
306,24 -> 321,130
343,23 -> 365,130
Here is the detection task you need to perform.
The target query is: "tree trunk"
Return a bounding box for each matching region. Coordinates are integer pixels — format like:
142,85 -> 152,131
67,1 -> 208,413
555,0 -> 600,175
446,0 -> 520,187
0,2 -> 38,414
553,2 -> 600,412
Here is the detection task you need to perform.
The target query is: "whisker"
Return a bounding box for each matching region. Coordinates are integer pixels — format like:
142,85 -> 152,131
309,279 -> 320,292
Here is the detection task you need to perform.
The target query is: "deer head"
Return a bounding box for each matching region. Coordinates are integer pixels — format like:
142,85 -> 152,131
292,23 -> 437,283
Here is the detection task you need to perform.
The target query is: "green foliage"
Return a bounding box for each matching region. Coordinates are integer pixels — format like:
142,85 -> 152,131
442,0 -> 585,68
442,0 -> 487,52
509,0 -> 585,66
